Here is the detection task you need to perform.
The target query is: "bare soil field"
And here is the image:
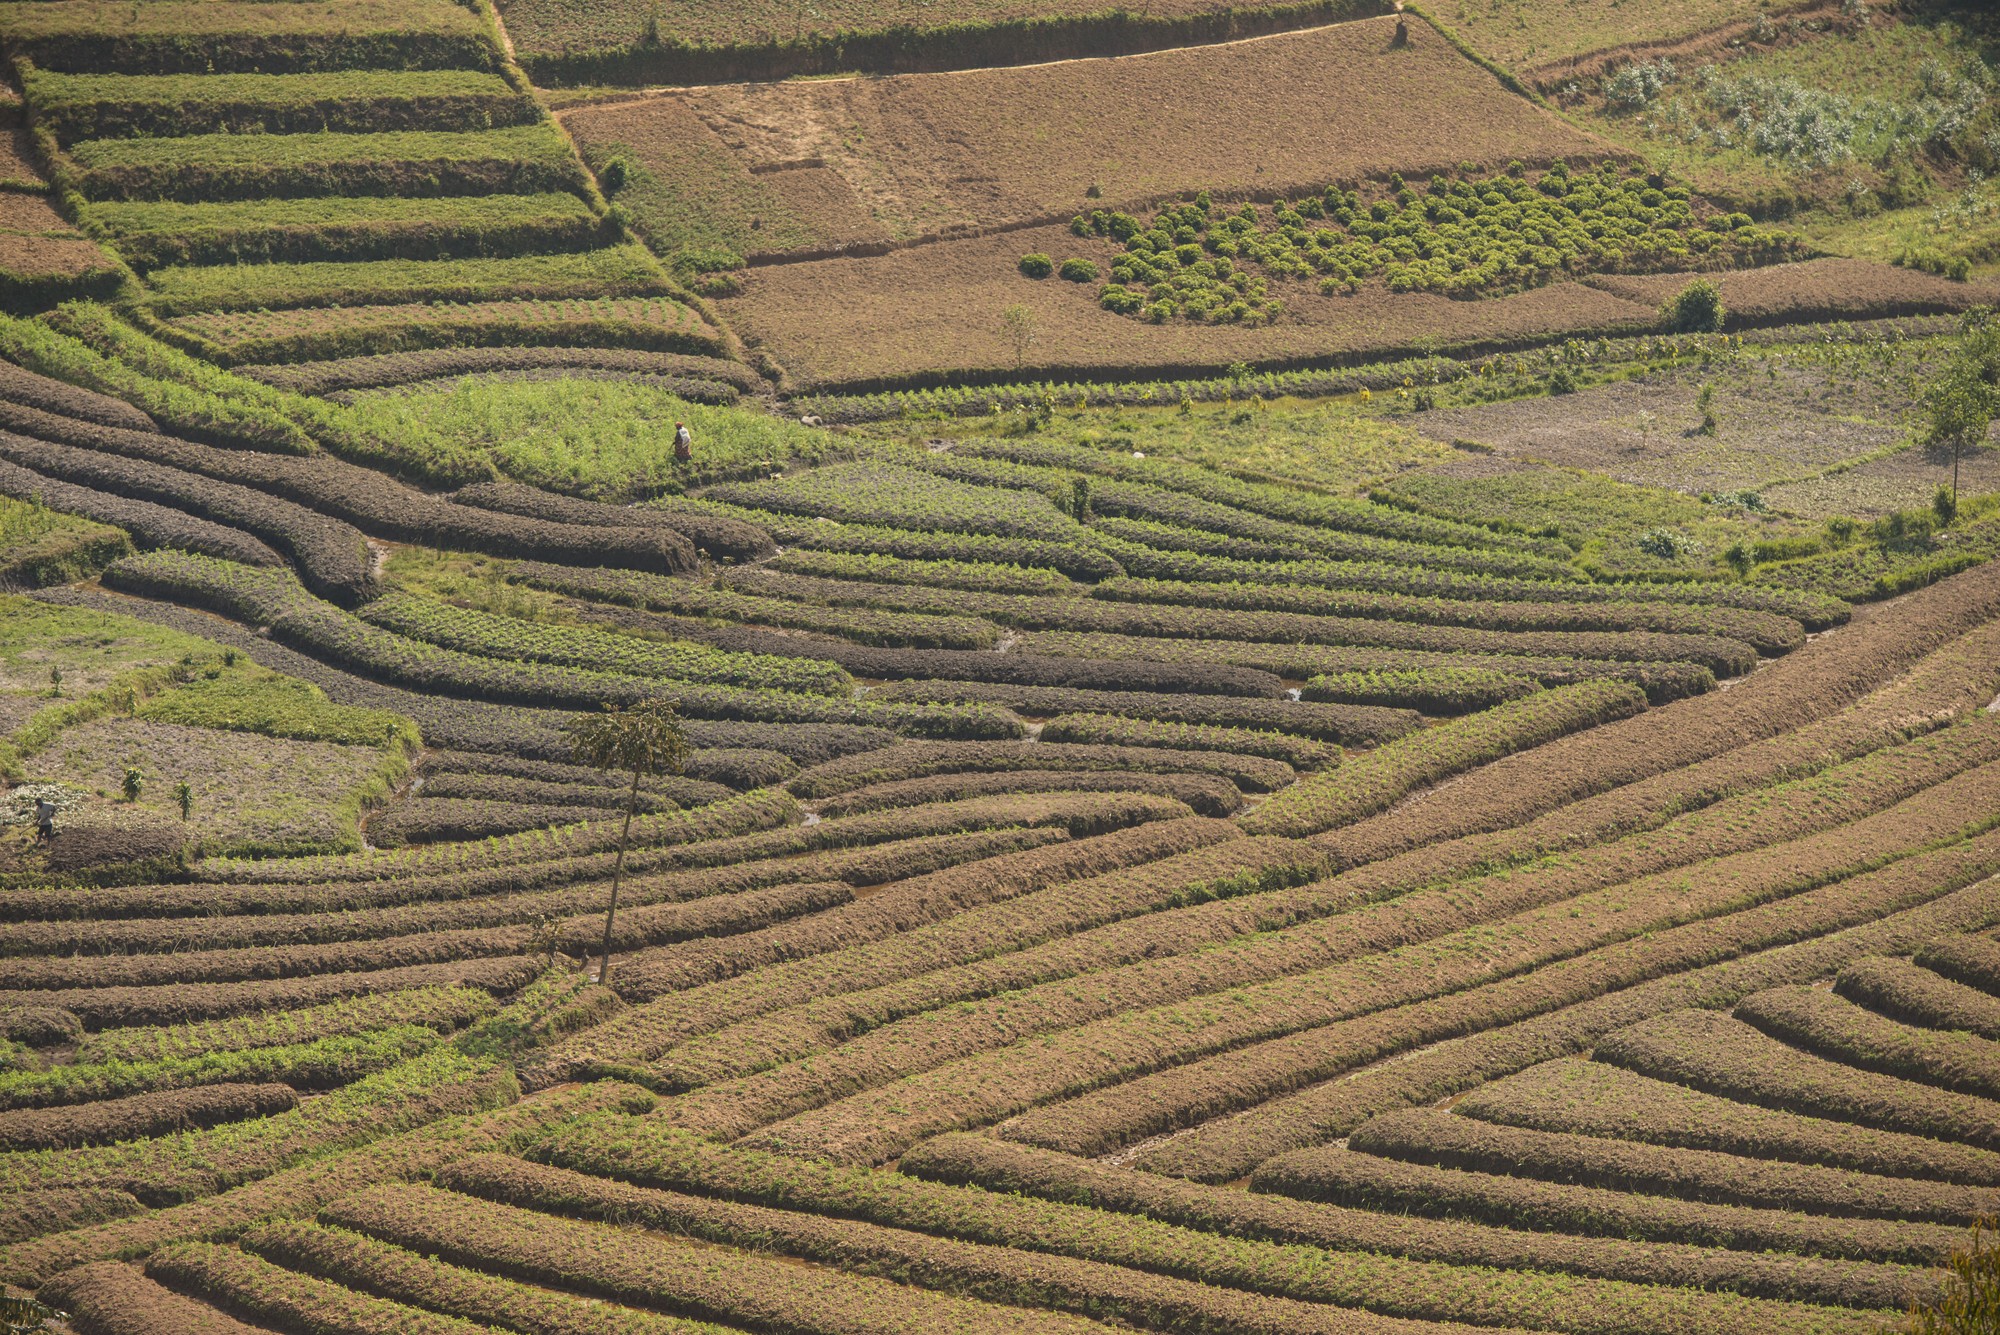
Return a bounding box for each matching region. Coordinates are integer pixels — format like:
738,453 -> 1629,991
727,221 -> 1671,389
1584,259 -> 2000,330
593,17 -> 1610,256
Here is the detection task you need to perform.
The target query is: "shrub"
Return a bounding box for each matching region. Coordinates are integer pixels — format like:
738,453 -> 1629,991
1058,257 -> 1099,282
1018,253 -> 1053,278
1663,277 -> 1728,333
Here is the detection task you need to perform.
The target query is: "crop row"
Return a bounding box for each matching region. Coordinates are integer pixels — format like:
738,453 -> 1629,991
1834,953 -> 2000,1038
1133,870 -> 2000,1184
249,345 -> 762,395
37,1261 -> 264,1335
1349,1106 -> 1997,1223
1247,681 -> 1647,838
647,836 -> 1324,1095
570,723 -> 2000,1084
690,497 -> 1122,580
508,561 -> 1001,650
1454,1058 -> 2000,1188
0,0 -> 497,76
495,1139 -> 1884,1335
370,799 -> 639,849
8,393 -> 700,574
103,552 -> 1017,738
452,480 -> 771,563
536,816 -> 1242,1070
28,68 -> 535,140
958,438 -> 1549,558
0,879 -> 858,993
769,548 -> 1081,596
0,431 -> 372,601
901,1133 -> 1929,1313
705,460 -> 1089,547
1283,561 -> 2000,870
0,1026 -> 439,1110
1736,985 -> 2000,1100
569,595 -> 1287,696
1094,576 -> 1806,655
0,457 -> 263,568
872,679 -> 1413,745
1019,628 -> 1717,703
424,746 -> 775,795
417,770 -> 726,812
0,955 -> 543,1032
0,357 -> 155,431
1597,1008 -> 2000,1150
64,124 -> 584,204
788,740 -> 1295,799
1038,712 -> 1335,769
812,769 -> 1244,819
146,1241 -> 491,1335
857,812 -> 2000,1166
0,1194 -> 143,1250
328,1179 -> 1108,1335
603,799 -> 1203,1003
732,568 -> 1761,678
74,986 -> 497,1066
1915,932 -> 2000,994
1252,1143 -> 1959,1269
1302,666 -> 1542,714
357,589 -> 850,695
0,1007 -> 81,1046
0,1034 -> 517,1206
0,1083 -> 298,1152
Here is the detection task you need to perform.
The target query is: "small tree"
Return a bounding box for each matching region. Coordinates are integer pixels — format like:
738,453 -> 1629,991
1001,304 -> 1038,368
1696,383 -> 1719,436
174,781 -> 193,823
121,767 -> 143,803
1662,278 -> 1726,333
1910,1217 -> 2000,1334
565,699 -> 690,986
46,665 -> 60,698
1926,312 -> 2000,512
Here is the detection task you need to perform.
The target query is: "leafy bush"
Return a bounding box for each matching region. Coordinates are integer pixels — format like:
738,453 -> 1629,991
1018,253 -> 1053,278
1663,277 -> 1727,333
1058,257 -> 1099,282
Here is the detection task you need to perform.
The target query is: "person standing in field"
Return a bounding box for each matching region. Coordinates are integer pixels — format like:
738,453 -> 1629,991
673,421 -> 693,463
33,797 -> 56,844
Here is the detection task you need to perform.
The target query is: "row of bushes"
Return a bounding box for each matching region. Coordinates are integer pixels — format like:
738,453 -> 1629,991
1457,1057 -> 2000,1189
697,499 -> 1121,581
1303,666 -> 1542,714
1094,575 -> 1807,655
0,357 -> 154,431
873,679 -> 1416,746
815,815 -> 2000,1166
1737,984 -> 2000,1102
1039,712 -> 1335,770
1133,862 -> 2000,1185
646,836 -> 1322,1096
903,1132 -> 1926,1314
815,769 -> 1244,819
0,1027 -> 438,1111
417,770 -> 724,811
1597,1008 -> 2000,1151
1916,933 -> 2000,995
769,547 -> 1080,596
1351,1106 -> 1994,1223
1834,954 -> 2000,1040
1247,682 -> 1648,837
1020,627 -> 1718,704
787,740 -> 1295,800
74,986 -> 496,1065
425,745 -> 786,795
459,480 -> 772,563
248,346 -> 764,397
0,1082 -> 296,1152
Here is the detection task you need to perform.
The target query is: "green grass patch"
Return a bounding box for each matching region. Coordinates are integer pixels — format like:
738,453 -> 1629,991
135,664 -> 420,751
0,0 -> 494,74
0,496 -> 130,588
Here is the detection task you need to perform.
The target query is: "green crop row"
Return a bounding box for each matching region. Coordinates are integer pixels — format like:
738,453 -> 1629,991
0,1026 -> 440,1111
1455,1058 -> 2000,1188
90,192 -> 608,270
75,986 -> 497,1066
505,560 -> 1000,649
787,739 -> 1294,799
1093,575 -> 1806,654
64,124 -> 582,203
816,769 -> 1244,819
1246,681 -> 1647,837
1834,954 -> 2000,1039
24,68 -> 534,140
1038,712 -> 1336,770
1303,666 -> 1543,714
356,589 -> 850,696
768,547 -> 1082,596
686,497 -> 1122,580
705,459 -> 1093,547
0,1082 -> 298,1153
144,243 -> 669,317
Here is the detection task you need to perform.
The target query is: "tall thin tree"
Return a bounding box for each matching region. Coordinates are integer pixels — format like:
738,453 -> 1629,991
564,698 -> 689,986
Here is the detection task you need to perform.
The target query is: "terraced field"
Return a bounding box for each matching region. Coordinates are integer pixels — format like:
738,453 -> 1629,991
3,0 -> 2000,1332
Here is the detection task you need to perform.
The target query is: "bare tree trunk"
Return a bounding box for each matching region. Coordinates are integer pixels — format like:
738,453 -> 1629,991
599,766 -> 640,986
